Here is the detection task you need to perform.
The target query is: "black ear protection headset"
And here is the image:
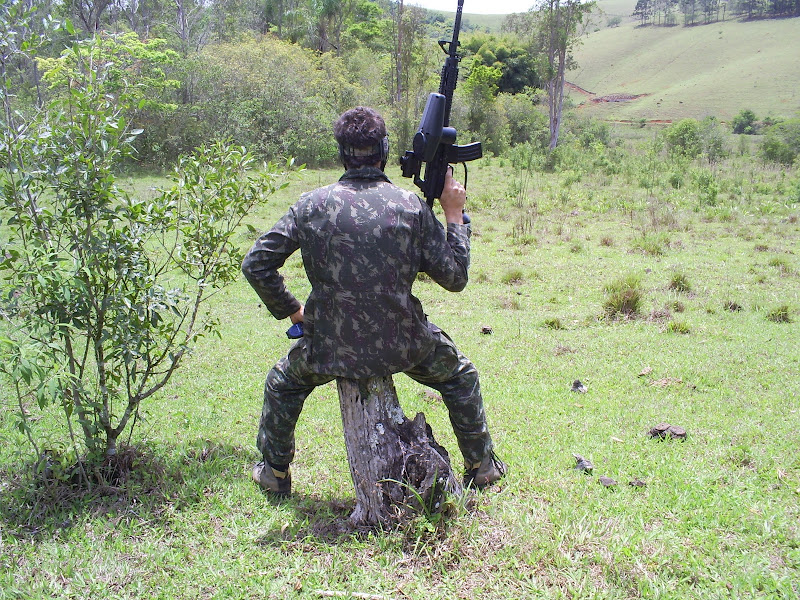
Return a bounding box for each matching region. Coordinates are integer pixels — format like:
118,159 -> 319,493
338,135 -> 389,169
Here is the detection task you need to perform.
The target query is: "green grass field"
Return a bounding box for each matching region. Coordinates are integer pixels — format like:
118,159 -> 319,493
1,134 -> 798,598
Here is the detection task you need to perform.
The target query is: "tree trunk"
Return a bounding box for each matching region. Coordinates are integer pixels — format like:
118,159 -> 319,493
337,376 -> 462,527
395,0 -> 404,105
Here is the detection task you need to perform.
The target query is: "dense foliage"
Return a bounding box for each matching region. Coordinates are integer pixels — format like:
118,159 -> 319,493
5,0 -> 794,169
0,0 -> 606,167
1,27 -> 292,463
759,118 -> 800,165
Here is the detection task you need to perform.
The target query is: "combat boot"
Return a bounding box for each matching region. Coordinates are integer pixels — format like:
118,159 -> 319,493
252,461 -> 291,497
464,451 -> 506,490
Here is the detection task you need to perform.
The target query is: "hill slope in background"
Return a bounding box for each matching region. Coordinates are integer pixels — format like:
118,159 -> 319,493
569,15 -> 800,122
431,1 -> 798,122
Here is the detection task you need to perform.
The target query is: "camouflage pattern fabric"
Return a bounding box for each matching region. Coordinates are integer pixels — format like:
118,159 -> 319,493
242,167 -> 470,378
244,166 -> 494,467
257,325 -> 493,468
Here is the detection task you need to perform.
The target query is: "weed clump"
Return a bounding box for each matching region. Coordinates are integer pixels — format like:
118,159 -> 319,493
501,269 -> 525,285
603,274 -> 643,318
767,257 -> 793,275
512,234 -> 537,246
543,317 -> 563,330
666,320 -> 691,334
668,271 -> 692,293
766,305 -> 792,323
724,300 -> 743,312
632,232 -> 669,256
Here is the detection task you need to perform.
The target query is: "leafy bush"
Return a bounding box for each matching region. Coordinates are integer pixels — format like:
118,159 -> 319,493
603,274 -> 643,318
699,116 -> 728,163
791,177 -> 800,204
1,35 -> 291,464
692,168 -> 719,205
571,118 -> 612,149
731,109 -> 757,135
669,171 -> 685,189
665,119 -> 701,159
760,119 -> 800,165
190,37 -> 351,166
497,91 -> 549,148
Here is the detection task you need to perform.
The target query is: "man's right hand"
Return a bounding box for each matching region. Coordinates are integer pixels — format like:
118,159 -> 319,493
439,166 -> 466,225
289,306 -> 304,324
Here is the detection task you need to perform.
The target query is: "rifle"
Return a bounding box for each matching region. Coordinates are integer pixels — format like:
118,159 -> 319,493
400,0 -> 482,212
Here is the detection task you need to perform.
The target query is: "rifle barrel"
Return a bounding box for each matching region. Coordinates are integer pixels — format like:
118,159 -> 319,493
439,0 -> 464,127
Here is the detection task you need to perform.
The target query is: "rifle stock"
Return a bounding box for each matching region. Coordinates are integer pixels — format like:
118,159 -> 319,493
400,0 -> 481,208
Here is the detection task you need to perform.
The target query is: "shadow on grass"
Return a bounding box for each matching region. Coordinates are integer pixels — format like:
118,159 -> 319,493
0,438 -> 451,548
254,492 -> 363,544
0,439 -> 262,540
253,486 -> 477,548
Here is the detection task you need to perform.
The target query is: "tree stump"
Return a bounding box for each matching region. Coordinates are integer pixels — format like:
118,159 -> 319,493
337,376 -> 463,527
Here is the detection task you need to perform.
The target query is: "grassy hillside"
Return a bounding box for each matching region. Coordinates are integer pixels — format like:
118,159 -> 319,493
461,12 -> 509,31
595,0 -> 640,23
569,16 -> 800,122
426,9 -> 509,32
430,0 -> 798,123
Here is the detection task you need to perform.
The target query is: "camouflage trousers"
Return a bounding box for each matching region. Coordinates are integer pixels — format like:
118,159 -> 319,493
257,325 -> 494,470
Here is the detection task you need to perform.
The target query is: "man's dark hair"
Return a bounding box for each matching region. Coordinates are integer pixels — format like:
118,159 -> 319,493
334,107 -> 388,169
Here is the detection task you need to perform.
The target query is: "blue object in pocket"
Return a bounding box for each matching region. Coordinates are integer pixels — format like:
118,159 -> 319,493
286,322 -> 304,339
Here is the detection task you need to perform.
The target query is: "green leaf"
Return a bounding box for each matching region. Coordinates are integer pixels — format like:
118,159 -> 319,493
64,18 -> 75,35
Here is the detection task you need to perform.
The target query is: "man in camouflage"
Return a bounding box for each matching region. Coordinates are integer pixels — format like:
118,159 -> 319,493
242,106 -> 505,497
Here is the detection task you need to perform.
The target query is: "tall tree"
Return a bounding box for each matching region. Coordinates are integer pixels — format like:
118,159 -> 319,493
510,0 -> 594,150
390,3 -> 432,152
306,0 -> 356,53
71,0 -> 113,33
633,0 -> 653,24
392,0 -> 405,105
117,0 -> 169,38
173,0 -> 211,57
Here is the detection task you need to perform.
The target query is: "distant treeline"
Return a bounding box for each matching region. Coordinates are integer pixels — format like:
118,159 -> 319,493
3,0 -> 557,168
632,0 -> 800,26
4,0 -> 797,170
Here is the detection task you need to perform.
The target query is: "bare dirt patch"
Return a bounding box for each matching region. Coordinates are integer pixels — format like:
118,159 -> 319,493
566,81 -> 648,104
591,93 -> 648,103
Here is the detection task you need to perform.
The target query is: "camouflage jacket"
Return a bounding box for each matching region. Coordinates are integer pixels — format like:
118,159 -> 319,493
242,167 -> 471,378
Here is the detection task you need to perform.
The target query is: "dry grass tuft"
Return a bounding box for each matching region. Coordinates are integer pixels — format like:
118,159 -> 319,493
603,274 -> 643,318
